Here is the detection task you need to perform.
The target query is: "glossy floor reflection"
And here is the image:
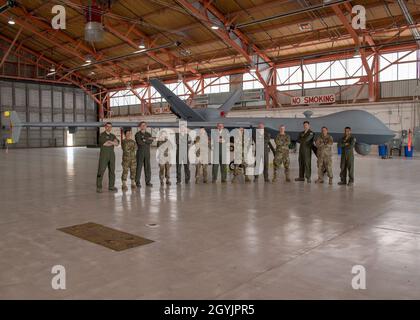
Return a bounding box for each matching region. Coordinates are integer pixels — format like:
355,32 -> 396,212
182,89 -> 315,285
0,147 -> 419,299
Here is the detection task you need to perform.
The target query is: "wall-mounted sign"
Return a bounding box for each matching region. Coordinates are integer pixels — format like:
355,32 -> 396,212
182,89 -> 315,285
291,94 -> 336,106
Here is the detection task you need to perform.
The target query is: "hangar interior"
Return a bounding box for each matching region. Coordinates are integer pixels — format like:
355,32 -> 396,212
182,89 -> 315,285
0,0 -> 419,299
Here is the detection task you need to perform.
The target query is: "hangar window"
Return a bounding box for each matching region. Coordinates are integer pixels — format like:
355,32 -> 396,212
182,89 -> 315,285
276,66 -> 303,91
243,72 -> 264,90
150,87 -> 163,103
379,51 -> 417,82
110,90 -> 140,107
167,81 -> 190,100
204,76 -> 230,94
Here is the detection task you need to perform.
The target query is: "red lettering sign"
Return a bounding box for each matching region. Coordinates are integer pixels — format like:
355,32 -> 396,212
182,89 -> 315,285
291,94 -> 335,105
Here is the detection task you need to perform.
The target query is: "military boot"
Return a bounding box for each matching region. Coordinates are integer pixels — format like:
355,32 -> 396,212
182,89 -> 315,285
347,181 -> 354,187
245,176 -> 251,183
285,172 -> 291,182
272,170 -> 277,183
195,177 -> 199,184
315,178 -> 324,184
160,180 -> 164,186
166,180 -> 171,186
329,178 -> 333,185
338,180 -> 347,186
295,177 -> 305,181
122,182 -> 128,191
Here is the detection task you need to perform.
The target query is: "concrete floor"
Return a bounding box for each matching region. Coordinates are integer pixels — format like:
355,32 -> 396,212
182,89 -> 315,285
0,147 -> 419,299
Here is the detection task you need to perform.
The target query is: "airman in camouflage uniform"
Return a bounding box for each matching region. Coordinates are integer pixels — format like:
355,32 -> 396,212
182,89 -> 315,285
232,128 -> 251,183
157,130 -> 172,186
121,129 -> 137,191
315,126 -> 333,185
273,125 -> 291,183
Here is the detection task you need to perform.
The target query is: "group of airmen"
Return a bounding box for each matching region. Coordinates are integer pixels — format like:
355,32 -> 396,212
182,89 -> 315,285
96,120 -> 356,193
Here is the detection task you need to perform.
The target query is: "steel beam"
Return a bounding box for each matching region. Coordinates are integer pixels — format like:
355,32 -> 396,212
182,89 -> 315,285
175,0 -> 280,108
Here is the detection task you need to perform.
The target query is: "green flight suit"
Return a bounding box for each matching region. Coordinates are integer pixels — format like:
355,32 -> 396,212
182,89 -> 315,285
298,129 -> 314,180
212,131 -> 228,182
339,134 -> 356,183
97,131 -> 119,189
135,130 -> 153,185
254,131 -> 275,181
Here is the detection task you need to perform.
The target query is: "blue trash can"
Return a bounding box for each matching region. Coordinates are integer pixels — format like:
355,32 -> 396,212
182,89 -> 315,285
404,146 -> 414,157
337,145 -> 342,155
378,145 -> 387,157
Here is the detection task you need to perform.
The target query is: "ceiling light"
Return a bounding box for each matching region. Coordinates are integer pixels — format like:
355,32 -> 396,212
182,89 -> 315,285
299,23 -> 312,31
49,65 -> 56,72
179,49 -> 191,57
211,25 -> 219,30
8,17 -> 15,25
85,56 -> 92,64
138,40 -> 145,49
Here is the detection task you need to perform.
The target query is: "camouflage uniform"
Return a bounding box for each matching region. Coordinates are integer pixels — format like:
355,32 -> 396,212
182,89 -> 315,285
315,133 -> 333,183
273,133 -> 291,182
194,135 -> 209,183
157,138 -> 172,185
121,138 -> 137,189
232,130 -> 251,183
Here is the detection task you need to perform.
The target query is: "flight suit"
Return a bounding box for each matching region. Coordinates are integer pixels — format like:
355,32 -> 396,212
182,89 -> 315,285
121,138 -> 137,189
254,130 -> 275,182
176,132 -> 191,184
315,133 -> 333,183
97,131 -> 119,190
297,129 -> 314,181
273,133 -> 291,182
212,131 -> 228,183
339,134 -> 356,184
135,130 -> 153,186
